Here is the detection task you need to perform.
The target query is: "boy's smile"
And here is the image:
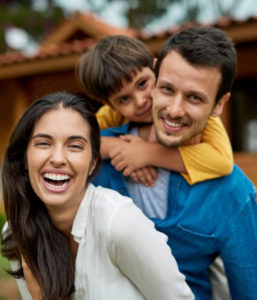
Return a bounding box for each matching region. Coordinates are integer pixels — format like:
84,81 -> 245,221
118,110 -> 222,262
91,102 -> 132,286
109,67 -> 155,123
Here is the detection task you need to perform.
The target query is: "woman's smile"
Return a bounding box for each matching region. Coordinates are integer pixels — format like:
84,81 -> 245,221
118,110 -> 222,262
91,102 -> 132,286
26,107 -> 96,211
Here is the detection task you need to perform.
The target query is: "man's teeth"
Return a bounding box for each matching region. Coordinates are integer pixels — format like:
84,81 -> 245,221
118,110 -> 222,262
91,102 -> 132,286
44,173 -> 70,181
164,119 -> 183,127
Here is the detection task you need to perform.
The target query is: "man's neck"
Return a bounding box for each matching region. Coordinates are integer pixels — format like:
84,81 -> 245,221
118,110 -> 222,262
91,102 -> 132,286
138,123 -> 155,141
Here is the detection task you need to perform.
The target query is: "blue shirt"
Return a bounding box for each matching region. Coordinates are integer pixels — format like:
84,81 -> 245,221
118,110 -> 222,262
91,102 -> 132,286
92,122 -> 257,300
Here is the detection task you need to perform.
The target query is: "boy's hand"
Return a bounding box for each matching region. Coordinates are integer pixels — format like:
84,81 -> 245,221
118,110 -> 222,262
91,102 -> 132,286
21,256 -> 42,300
110,135 -> 152,175
130,167 -> 158,187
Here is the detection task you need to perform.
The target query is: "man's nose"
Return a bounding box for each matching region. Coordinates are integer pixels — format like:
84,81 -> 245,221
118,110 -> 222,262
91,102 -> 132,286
167,95 -> 185,118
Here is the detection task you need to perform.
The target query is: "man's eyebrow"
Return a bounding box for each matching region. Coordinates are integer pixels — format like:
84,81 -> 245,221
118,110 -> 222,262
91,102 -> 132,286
157,79 -> 174,88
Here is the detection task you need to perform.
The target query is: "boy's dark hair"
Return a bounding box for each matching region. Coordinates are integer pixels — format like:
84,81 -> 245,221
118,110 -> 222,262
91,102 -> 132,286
155,26 -> 237,103
77,35 -> 154,103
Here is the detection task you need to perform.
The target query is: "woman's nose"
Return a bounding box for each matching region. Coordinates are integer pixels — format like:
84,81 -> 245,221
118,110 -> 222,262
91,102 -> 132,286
49,146 -> 66,166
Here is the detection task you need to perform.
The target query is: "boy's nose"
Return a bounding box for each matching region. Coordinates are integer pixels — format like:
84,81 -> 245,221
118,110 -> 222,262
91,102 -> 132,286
136,94 -> 148,107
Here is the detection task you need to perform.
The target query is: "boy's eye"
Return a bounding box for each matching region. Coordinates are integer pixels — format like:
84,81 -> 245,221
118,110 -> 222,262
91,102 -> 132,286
138,79 -> 147,89
119,96 -> 129,104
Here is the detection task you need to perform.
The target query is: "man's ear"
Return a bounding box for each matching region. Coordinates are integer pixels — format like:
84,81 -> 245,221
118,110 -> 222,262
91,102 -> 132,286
211,92 -> 230,117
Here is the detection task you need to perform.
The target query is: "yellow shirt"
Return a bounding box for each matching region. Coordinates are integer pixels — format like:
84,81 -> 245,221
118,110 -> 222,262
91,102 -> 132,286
96,105 -> 128,129
179,117 -> 233,184
96,105 -> 233,185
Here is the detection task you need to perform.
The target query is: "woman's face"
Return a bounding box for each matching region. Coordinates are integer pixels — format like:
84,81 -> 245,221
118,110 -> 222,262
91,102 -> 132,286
26,107 -> 96,212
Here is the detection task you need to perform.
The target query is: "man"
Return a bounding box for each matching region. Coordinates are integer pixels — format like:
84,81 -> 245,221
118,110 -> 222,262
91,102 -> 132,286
92,27 -> 257,299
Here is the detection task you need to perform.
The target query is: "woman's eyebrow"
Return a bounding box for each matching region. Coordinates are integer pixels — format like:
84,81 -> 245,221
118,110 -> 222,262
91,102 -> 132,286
68,135 -> 88,143
31,133 -> 51,139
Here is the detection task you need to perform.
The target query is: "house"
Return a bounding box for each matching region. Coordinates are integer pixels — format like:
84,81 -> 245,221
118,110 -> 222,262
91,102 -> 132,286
0,11 -> 256,192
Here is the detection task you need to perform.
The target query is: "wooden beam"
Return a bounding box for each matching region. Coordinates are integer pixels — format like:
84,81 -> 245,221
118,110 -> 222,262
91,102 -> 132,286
0,54 -> 80,80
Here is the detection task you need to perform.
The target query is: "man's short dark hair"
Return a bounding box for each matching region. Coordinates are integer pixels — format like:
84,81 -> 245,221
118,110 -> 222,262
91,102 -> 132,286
155,26 -> 237,103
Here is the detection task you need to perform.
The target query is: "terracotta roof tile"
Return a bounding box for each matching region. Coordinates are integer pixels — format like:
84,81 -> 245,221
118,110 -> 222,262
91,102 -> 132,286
1,15 -> 257,68
0,38 -> 96,66
138,16 -> 257,40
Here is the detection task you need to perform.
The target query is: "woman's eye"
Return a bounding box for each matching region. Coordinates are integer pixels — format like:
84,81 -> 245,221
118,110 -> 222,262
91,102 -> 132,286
34,141 -> 50,147
69,144 -> 84,150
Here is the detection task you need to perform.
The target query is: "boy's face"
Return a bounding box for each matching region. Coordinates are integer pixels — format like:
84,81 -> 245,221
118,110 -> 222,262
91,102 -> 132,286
108,67 -> 155,123
152,51 -> 229,147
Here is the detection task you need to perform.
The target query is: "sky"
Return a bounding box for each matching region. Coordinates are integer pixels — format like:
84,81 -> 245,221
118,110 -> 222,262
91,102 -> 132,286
5,0 -> 257,53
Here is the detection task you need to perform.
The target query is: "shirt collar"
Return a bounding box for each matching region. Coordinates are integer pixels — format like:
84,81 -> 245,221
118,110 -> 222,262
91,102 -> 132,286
71,183 -> 94,242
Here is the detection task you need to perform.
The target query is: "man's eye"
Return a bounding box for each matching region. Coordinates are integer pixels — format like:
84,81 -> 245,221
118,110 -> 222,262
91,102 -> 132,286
160,85 -> 173,93
190,95 -> 202,103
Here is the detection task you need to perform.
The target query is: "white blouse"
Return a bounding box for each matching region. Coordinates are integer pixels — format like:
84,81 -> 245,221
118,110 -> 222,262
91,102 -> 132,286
14,184 -> 194,300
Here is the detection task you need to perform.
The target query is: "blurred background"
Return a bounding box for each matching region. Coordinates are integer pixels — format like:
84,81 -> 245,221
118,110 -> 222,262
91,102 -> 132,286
0,1 -> 257,297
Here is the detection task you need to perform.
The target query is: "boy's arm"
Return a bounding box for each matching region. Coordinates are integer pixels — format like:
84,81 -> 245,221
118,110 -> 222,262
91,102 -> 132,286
101,136 -> 158,186
109,134 -> 186,175
109,117 -> 233,185
179,116 -> 233,184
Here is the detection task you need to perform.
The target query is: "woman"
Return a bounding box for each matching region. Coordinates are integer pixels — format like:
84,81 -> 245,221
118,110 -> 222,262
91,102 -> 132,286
1,92 -> 194,300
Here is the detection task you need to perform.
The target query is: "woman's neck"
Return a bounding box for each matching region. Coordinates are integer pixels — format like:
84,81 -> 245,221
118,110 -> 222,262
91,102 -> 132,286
47,204 -> 78,237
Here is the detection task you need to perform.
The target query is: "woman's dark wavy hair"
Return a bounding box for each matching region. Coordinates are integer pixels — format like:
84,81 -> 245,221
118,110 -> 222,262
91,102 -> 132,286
1,91 -> 101,300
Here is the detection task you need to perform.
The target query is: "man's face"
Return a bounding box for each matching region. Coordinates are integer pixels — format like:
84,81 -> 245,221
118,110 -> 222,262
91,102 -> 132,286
152,51 -> 229,147
108,67 -> 155,123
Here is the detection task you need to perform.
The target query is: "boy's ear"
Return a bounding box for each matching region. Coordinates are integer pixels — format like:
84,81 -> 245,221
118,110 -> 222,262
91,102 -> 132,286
211,92 -> 230,117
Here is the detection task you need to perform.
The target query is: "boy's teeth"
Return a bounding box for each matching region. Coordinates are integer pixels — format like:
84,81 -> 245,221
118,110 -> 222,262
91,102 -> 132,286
44,173 -> 70,181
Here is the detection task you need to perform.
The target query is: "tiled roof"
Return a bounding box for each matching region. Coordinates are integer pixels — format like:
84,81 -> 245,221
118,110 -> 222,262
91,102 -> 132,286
41,12 -> 135,46
0,38 -> 96,67
1,14 -> 257,69
138,16 -> 257,40
0,11 -> 135,68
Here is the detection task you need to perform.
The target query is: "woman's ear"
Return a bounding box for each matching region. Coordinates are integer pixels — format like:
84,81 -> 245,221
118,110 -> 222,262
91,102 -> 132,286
88,158 -> 97,176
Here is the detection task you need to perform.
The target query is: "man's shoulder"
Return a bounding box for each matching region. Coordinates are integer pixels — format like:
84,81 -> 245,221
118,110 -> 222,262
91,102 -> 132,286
177,163 -> 256,200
